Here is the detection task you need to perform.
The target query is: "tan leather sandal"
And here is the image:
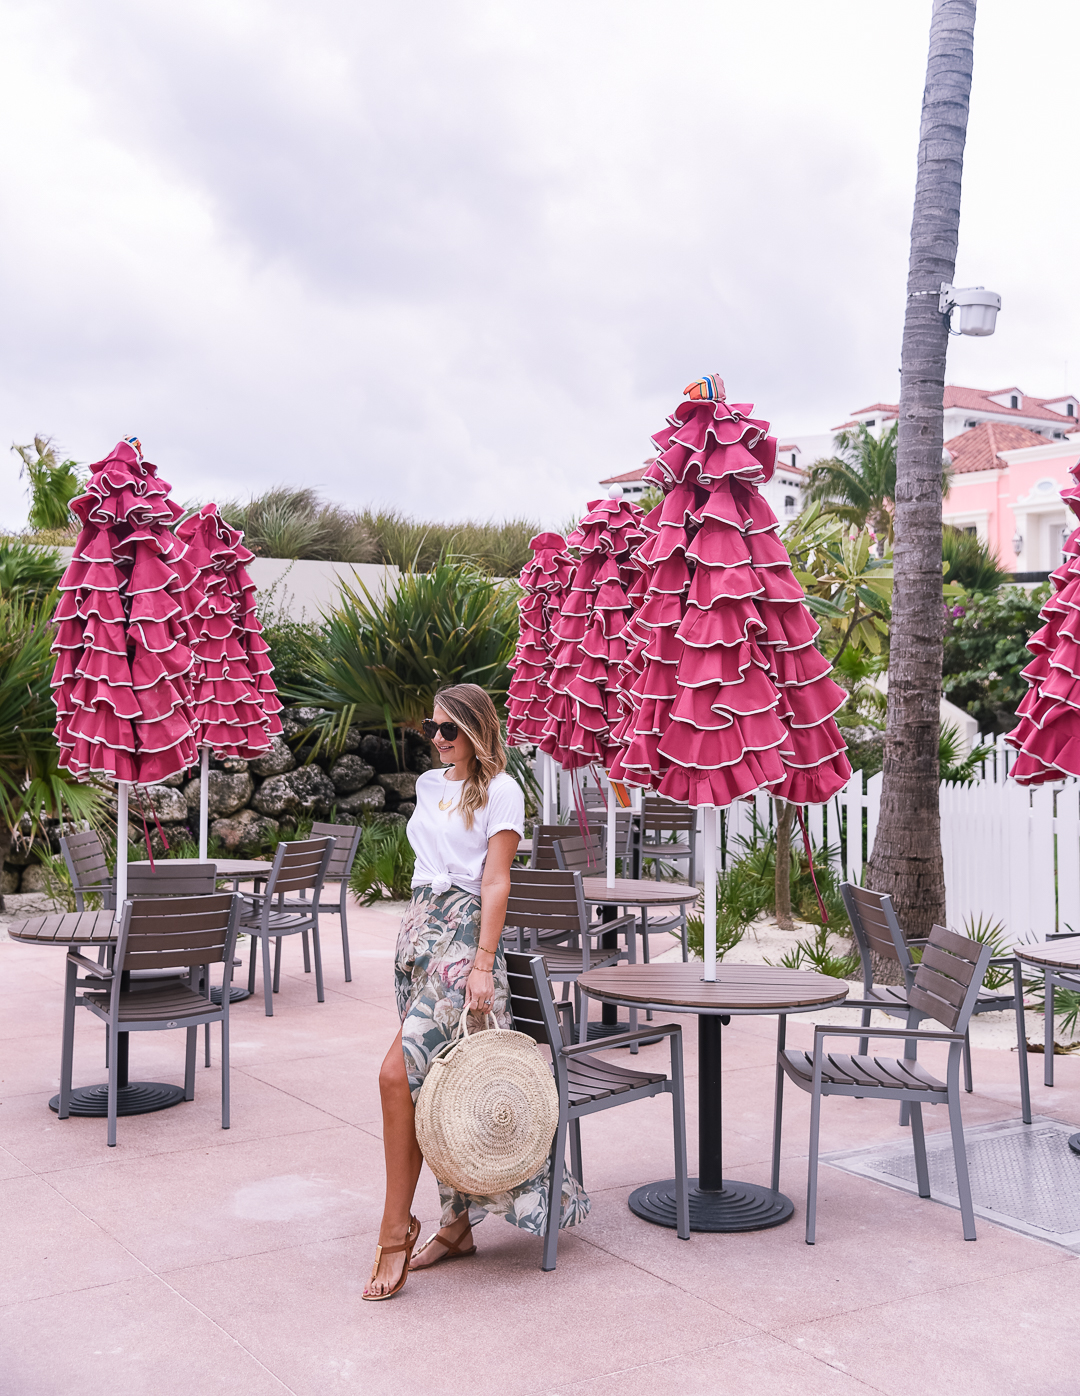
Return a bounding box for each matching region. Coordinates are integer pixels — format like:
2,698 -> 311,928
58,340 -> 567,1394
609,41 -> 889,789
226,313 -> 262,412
362,1215 -> 420,1301
411,1228 -> 478,1270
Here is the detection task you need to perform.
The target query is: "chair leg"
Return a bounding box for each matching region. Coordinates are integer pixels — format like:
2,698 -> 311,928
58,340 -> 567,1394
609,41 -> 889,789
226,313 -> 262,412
205,1022 -> 211,1069
340,900 -> 352,983
221,1007 -> 231,1130
909,1101 -> 930,1198
962,1029 -> 973,1093
948,1092 -> 977,1241
247,936 -> 258,996
639,909 -> 653,1024
575,985 -> 587,1044
261,933 -> 274,1016
1044,971 -> 1055,1087
311,920 -> 325,1003
1014,959 -> 1032,1125
771,1015 -> 786,1192
679,908 -> 688,964
301,930 -> 311,974
184,1026 -> 197,1101
569,1118 -> 582,1185
542,1121 -> 568,1272
107,1024 -> 119,1148
805,1076 -> 823,1245
858,1006 -> 871,1058
670,1034 -> 689,1241
58,959 -> 78,1120
273,937 -> 283,994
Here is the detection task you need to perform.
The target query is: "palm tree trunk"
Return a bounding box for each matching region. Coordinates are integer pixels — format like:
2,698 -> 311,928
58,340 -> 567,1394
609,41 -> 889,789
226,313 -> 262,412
867,0 -> 976,948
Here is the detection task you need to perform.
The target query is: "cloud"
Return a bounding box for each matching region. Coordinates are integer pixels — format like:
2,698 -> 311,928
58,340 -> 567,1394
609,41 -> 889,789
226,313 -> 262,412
0,0 -> 1076,532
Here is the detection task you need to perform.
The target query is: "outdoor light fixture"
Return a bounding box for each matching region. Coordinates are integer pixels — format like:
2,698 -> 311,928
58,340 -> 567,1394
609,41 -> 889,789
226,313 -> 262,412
939,283 -> 1002,337
1013,530 -> 1024,557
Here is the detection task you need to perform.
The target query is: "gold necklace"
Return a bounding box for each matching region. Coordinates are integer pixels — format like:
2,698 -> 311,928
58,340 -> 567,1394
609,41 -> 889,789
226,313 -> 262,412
438,792 -> 456,812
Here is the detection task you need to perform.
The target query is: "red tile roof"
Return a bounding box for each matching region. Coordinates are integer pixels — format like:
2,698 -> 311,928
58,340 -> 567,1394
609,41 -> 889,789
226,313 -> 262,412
839,387 -> 1076,431
598,465 -> 650,485
943,421 -> 1050,474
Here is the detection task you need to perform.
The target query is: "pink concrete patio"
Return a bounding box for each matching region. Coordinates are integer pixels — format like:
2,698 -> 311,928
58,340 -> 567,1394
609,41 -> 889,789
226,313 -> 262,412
2,896 -> 1079,1396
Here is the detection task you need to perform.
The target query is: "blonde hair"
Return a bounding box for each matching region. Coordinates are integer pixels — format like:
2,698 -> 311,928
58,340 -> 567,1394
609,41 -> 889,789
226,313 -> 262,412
432,684 -> 506,831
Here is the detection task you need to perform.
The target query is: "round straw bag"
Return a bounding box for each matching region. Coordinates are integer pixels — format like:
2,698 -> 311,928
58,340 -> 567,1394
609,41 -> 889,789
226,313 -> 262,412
414,1009 -> 559,1195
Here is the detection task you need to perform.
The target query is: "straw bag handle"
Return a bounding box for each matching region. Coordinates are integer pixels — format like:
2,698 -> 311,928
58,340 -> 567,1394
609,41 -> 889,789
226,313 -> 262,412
458,1004 -> 501,1039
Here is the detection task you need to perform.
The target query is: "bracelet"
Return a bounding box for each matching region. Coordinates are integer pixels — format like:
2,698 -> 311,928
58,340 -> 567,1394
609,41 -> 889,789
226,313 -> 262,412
474,948 -> 497,965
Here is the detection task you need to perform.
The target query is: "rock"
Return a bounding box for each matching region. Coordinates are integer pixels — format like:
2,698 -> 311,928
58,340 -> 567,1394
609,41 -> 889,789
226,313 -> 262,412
216,756 -> 250,774
339,725 -> 365,753
19,864 -> 48,893
1,866 -> 20,895
367,811 -> 407,829
184,772 -> 254,818
279,706 -> 329,740
410,750 -> 433,774
337,785 -> 386,814
397,801 -> 415,819
210,808 -> 280,855
131,785 -> 189,824
248,736 -> 296,778
359,734 -> 399,774
330,755 -> 375,795
158,770 -> 187,788
129,822 -> 191,860
377,772 -> 417,802
251,766 -> 336,818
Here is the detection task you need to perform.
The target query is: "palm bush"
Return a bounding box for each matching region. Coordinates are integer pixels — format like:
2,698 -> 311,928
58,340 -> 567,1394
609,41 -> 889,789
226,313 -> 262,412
942,526 -> 1008,593
359,509 -> 538,576
0,542 -> 65,602
218,488 -> 376,562
770,926 -> 860,978
349,819 -> 415,903
289,555 -> 519,752
12,437 -> 85,532
0,590 -> 103,910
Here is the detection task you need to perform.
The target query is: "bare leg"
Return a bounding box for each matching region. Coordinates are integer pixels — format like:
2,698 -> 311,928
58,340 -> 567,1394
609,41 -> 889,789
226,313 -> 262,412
363,1030 -> 425,1298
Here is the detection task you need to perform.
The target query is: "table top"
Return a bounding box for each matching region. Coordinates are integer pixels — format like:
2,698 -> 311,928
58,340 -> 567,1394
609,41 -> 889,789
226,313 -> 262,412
581,877 -> 699,907
129,858 -> 273,877
577,962 -> 850,1015
1014,939 -> 1080,972
7,910 -> 117,946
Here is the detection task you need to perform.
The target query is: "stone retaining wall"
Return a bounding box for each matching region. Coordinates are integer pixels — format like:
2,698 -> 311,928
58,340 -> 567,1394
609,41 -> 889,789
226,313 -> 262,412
1,706 -> 425,894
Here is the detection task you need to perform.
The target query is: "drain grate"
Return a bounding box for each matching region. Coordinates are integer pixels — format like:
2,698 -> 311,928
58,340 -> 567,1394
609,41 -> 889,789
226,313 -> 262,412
823,1116 -> 1080,1252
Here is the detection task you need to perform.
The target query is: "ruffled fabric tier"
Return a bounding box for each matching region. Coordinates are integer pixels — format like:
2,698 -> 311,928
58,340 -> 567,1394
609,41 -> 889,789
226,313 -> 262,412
609,396 -> 850,808
507,533 -> 575,746
174,504 -> 282,756
1007,474 -> 1080,782
51,441 -> 204,785
540,498 -> 645,770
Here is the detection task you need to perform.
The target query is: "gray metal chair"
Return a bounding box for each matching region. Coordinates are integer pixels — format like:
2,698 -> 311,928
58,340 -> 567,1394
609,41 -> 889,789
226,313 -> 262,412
640,797 -> 697,886
772,924 -> 993,1243
505,950 -> 689,1270
59,892 -> 242,1146
239,837 -> 336,1015
555,832 -> 689,965
503,867 -> 635,1044
1034,931 -> 1080,1086
59,830 -> 115,911
295,821 -> 365,982
841,883 -> 1031,1122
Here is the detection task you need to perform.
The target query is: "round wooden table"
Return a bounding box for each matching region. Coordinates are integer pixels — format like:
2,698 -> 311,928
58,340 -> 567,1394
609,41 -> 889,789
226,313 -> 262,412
1014,939 -> 1080,1155
577,961 -> 849,1233
580,877 -> 699,1039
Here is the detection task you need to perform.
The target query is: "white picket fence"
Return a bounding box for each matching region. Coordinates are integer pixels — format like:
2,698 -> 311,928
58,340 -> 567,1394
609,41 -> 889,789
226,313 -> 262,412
549,731 -> 1072,940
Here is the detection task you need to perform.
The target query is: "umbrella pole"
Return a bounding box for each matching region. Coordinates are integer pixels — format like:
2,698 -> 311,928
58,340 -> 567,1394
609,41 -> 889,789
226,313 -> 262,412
702,804 -> 717,981
115,780 -> 129,923
198,745 -> 210,861
606,775 -> 617,888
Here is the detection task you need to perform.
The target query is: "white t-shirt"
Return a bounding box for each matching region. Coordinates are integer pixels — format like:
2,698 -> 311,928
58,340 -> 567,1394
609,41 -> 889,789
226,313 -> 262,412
408,768 -> 525,896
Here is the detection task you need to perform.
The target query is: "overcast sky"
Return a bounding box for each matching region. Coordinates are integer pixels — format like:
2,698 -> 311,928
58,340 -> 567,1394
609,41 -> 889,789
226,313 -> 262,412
0,0 -> 1076,531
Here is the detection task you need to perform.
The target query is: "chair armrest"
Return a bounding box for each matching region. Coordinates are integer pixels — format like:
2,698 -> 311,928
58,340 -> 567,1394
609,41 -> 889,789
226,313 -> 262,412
812,1023 -> 965,1044
561,1023 -> 681,1056
1047,932 -> 1080,941
66,952 -> 113,979
586,914 -> 637,938
838,997 -> 903,1010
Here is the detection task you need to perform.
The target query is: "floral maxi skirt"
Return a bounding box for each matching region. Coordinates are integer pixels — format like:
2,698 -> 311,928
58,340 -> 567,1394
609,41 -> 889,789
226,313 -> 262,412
396,884 -> 590,1236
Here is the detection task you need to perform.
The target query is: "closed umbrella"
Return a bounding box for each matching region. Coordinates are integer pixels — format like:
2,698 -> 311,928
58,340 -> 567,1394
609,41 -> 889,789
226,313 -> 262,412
174,504 -> 283,858
1006,458 -> 1080,782
52,437 -> 204,909
609,378 -> 851,976
507,531 -> 574,821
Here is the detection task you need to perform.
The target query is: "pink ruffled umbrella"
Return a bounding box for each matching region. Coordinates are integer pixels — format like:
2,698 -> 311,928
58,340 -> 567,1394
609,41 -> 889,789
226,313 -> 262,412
541,497 -> 646,772
507,532 -> 574,821
609,378 -> 851,975
1005,456 -> 1080,782
174,504 -> 284,857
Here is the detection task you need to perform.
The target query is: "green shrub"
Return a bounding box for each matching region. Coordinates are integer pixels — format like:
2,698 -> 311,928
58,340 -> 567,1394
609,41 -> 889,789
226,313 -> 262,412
943,584 -> 1049,734
11,437 -> 85,532
768,926 -> 860,978
0,542 -> 64,601
350,819 -> 415,903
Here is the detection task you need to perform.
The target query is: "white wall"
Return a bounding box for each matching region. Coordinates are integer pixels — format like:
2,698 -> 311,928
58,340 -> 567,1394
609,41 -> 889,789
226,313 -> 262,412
245,559 -> 399,621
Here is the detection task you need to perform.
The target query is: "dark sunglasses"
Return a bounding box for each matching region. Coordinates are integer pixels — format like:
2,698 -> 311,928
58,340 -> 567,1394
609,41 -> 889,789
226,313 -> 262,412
422,719 -> 459,742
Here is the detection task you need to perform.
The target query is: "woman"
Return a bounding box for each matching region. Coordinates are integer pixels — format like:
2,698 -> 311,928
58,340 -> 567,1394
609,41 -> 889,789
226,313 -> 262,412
363,683 -> 588,1300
